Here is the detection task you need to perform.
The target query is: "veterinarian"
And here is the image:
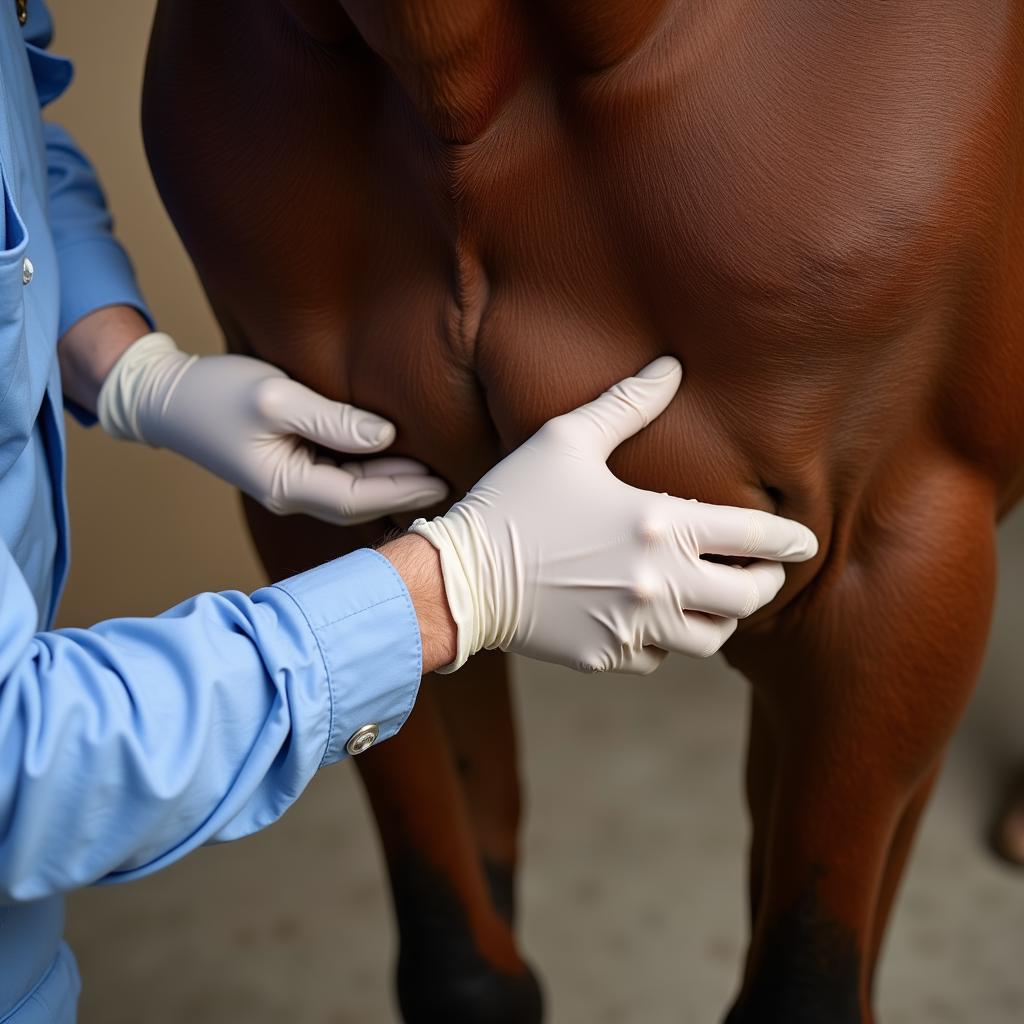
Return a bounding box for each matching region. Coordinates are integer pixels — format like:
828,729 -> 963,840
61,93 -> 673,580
0,4 -> 818,1022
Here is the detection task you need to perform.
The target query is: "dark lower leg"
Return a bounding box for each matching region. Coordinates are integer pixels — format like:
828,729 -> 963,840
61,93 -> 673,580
433,652 -> 524,922
736,679 -> 892,1023
726,465 -> 997,1024
727,740 -> 901,1024
356,678 -> 542,1024
991,768 -> 1024,866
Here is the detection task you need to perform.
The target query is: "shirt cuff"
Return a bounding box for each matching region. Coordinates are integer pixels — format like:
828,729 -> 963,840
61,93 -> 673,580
273,548 -> 423,766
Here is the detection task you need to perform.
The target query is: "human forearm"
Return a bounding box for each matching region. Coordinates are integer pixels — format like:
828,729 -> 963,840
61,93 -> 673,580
57,303 -> 150,415
379,534 -> 458,674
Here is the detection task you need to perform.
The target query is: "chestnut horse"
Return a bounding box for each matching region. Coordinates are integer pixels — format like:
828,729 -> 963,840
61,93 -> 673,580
142,3 -> 1024,1020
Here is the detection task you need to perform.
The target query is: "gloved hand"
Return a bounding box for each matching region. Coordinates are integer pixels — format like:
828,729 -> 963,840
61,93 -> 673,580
410,356 -> 818,674
97,333 -> 447,525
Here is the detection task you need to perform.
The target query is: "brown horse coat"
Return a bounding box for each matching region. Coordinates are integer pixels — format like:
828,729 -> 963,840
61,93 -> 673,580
142,3 -> 1024,1020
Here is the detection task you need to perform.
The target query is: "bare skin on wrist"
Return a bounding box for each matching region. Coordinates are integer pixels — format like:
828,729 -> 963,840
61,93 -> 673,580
58,304 -> 152,415
379,534 -> 458,674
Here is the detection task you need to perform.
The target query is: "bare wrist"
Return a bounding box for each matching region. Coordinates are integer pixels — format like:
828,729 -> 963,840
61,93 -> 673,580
379,534 -> 458,674
58,305 -> 152,415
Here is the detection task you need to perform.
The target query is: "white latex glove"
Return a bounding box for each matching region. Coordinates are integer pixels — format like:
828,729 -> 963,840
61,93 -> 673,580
97,333 -> 447,524
410,356 -> 818,674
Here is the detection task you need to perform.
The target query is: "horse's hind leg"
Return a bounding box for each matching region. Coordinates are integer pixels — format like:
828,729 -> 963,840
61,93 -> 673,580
355,651 -> 543,1024
745,709 -> 941,992
727,462 -> 997,1024
240,504 -> 540,1022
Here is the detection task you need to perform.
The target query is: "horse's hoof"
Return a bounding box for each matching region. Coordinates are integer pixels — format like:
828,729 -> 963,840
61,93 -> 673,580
397,949 -> 543,1024
992,781 -> 1024,867
391,854 -> 544,1023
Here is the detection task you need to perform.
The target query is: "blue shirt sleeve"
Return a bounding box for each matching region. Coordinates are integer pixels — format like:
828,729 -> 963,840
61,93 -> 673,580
43,122 -> 153,340
24,1 -> 154,423
0,544 -> 422,903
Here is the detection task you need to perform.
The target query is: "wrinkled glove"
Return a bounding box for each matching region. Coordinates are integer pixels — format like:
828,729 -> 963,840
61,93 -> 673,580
410,356 -> 818,674
97,333 -> 447,524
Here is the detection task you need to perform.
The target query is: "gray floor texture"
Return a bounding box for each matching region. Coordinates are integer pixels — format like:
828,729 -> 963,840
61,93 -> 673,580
67,509 -> 1024,1023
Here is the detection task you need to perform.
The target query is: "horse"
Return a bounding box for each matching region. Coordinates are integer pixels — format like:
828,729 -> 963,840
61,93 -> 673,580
141,2 -> 1024,1020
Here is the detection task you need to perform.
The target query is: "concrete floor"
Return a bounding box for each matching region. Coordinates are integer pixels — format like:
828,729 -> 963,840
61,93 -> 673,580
66,508 -> 1024,1023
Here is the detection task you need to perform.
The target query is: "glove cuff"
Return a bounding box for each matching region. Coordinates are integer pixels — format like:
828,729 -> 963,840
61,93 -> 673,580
97,332 -> 196,445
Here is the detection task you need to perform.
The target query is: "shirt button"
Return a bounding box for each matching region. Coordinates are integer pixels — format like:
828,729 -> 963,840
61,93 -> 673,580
345,723 -> 380,756
21,257 -> 33,286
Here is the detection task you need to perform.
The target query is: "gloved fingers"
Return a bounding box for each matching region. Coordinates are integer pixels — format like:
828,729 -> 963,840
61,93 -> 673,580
279,458 -> 449,525
613,644 -> 669,676
689,560 -> 786,619
341,467 -> 449,523
692,504 -> 818,562
653,610 -> 738,659
550,356 -> 683,460
331,456 -> 435,479
261,377 -> 397,454
740,559 -> 788,610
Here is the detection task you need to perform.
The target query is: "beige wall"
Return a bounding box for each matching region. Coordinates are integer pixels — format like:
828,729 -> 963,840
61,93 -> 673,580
48,0 -> 266,628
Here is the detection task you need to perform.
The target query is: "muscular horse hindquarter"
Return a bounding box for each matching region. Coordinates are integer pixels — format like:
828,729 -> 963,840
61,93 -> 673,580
144,3 -> 1024,1021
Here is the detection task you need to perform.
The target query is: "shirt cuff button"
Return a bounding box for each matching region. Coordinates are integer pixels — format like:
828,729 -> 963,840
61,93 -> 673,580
345,723 -> 380,756
22,257 -> 34,286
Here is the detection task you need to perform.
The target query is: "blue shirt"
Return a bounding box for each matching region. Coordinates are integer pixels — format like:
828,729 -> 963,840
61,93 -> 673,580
0,6 -> 423,1021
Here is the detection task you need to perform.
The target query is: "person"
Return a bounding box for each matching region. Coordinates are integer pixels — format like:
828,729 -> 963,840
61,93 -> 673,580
0,3 -> 818,1022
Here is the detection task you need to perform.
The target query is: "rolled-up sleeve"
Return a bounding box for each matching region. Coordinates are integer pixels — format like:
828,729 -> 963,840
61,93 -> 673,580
43,123 -> 152,340
0,545 -> 422,903
24,0 -> 152,338
25,1 -> 153,422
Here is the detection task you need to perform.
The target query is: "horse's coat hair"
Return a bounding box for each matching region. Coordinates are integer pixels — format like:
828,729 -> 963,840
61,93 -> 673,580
142,2 -> 1024,1019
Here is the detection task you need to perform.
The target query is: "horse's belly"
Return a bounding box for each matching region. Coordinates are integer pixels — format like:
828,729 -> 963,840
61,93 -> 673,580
143,0 -> 1024,586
